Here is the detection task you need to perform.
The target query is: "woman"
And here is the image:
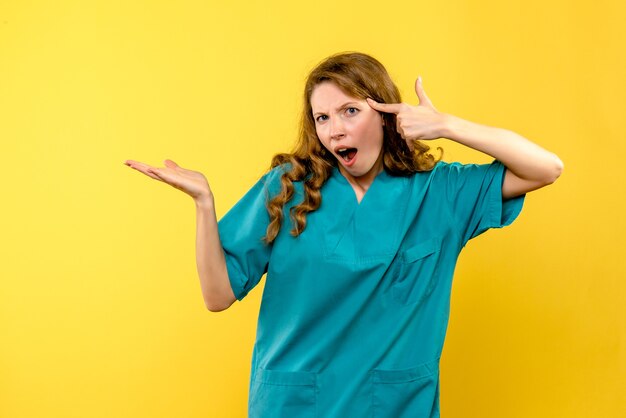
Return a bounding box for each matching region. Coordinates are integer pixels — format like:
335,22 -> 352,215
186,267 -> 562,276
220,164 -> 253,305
125,52 -> 563,418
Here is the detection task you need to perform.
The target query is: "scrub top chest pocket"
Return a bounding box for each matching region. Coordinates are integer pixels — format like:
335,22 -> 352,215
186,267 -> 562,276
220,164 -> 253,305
391,236 -> 444,306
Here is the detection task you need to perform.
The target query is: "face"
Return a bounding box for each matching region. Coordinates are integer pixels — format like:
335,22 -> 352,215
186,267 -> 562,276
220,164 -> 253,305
310,81 -> 384,182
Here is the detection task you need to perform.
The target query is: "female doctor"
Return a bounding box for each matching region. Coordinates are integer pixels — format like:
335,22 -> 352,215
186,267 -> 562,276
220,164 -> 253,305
125,52 -> 563,418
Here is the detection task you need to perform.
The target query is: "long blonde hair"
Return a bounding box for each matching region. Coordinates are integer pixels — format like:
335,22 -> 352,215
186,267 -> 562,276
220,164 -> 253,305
262,52 -> 443,245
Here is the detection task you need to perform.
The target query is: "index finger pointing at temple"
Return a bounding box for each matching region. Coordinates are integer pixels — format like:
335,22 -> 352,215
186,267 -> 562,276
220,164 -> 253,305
366,98 -> 402,114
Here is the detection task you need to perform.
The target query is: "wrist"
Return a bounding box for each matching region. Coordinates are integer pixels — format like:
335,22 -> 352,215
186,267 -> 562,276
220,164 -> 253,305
440,113 -> 462,141
194,194 -> 215,210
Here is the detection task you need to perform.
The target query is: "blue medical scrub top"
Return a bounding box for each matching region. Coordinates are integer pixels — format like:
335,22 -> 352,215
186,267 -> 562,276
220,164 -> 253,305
217,159 -> 525,418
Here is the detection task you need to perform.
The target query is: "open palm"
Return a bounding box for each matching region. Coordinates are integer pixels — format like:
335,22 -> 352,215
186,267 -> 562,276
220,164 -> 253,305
124,159 -> 212,201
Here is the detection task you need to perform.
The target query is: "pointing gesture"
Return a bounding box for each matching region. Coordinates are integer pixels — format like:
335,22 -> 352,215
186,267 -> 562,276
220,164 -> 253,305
366,76 -> 447,151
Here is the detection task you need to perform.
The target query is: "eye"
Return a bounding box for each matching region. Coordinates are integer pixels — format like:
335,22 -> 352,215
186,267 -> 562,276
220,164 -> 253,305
315,114 -> 328,123
346,107 -> 359,115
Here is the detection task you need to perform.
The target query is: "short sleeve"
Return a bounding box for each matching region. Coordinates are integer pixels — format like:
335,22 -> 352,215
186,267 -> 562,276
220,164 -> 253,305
217,166 -> 284,301
436,159 -> 525,247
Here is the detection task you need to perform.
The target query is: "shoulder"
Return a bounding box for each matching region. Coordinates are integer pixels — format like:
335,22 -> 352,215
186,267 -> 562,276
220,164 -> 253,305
262,162 -> 292,183
257,162 -> 294,198
430,159 -> 505,178
431,159 -> 478,173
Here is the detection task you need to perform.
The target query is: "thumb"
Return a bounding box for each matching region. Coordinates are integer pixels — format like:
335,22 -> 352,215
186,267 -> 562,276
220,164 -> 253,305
164,159 -> 179,169
414,76 -> 434,108
366,97 -> 402,114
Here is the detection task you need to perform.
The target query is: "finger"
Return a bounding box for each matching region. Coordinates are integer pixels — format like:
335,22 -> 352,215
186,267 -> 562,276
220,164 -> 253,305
148,167 -> 179,183
137,166 -> 163,181
414,76 -> 434,108
148,168 -> 185,190
124,159 -> 148,168
146,167 -> 167,182
125,161 -> 162,181
125,160 -> 152,171
143,170 -> 163,181
366,97 -> 402,114
164,159 -> 179,169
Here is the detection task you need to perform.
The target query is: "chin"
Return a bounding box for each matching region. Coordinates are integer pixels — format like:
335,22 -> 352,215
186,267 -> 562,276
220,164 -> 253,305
345,165 -> 369,177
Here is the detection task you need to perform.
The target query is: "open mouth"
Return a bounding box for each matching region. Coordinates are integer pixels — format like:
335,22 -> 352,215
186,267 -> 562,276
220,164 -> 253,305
337,148 -> 358,163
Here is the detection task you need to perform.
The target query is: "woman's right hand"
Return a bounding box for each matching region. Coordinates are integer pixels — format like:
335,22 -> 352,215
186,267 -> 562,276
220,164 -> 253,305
124,159 -> 213,204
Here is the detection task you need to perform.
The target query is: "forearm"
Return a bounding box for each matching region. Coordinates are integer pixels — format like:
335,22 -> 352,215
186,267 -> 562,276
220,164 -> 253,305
194,198 -> 233,311
441,114 -> 563,182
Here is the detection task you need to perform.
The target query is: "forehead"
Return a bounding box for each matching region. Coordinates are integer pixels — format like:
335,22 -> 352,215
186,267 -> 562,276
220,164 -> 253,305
310,81 -> 362,110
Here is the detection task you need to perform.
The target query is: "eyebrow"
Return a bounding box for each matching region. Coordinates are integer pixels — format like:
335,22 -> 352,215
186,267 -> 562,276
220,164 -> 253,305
312,101 -> 360,117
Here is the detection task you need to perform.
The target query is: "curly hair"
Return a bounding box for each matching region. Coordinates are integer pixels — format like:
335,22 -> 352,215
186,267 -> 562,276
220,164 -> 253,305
261,51 -> 443,245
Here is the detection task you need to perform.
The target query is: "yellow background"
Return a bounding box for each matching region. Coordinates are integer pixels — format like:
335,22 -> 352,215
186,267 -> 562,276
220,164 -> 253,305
1,0 -> 624,417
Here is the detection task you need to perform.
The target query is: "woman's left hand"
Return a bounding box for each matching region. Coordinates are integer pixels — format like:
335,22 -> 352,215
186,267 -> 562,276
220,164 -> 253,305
367,76 -> 448,151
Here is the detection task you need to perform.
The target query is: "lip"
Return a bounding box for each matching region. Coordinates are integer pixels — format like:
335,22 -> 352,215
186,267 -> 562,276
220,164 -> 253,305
334,145 -> 359,167
333,145 -> 357,154
340,149 -> 357,167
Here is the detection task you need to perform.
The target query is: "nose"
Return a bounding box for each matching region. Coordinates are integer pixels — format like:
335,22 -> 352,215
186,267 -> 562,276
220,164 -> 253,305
329,117 -> 345,140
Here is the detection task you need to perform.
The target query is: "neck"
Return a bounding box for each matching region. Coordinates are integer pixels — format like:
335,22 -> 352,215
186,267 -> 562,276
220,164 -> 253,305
339,152 -> 384,191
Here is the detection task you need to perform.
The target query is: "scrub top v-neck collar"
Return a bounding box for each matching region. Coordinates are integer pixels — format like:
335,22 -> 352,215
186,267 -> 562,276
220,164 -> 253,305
331,164 -> 389,207
323,165 -> 408,263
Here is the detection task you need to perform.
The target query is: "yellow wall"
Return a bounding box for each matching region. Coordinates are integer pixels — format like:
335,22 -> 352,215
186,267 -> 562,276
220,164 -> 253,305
1,1 -> 623,417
